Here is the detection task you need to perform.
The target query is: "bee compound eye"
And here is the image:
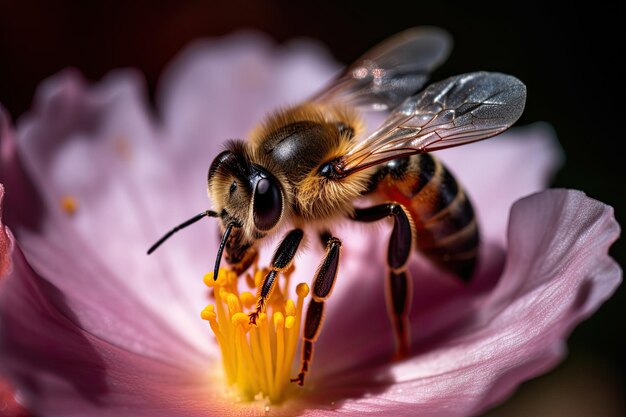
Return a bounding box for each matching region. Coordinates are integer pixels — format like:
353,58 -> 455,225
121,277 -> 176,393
253,177 -> 282,231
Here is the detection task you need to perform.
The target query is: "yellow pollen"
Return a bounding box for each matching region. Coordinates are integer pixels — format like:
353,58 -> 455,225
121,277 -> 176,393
240,292 -> 256,309
285,299 -> 296,316
296,283 -> 310,298
60,195 -> 78,215
202,266 -> 308,404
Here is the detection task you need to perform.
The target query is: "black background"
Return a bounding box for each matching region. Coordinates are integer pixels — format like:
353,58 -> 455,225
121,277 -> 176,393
1,1 -> 624,414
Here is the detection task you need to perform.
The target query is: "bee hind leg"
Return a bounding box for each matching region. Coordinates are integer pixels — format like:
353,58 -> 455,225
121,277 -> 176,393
291,234 -> 341,386
248,229 -> 304,325
351,203 -> 414,359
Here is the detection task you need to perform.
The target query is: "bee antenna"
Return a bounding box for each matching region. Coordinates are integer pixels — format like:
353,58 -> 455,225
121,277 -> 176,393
213,222 -> 237,281
147,210 -> 218,255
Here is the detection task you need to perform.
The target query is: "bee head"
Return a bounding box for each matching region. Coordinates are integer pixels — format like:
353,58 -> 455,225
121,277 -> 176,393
207,140 -> 286,274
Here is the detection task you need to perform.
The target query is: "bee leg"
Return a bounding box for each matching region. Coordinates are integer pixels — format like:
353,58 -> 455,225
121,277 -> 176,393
352,203 -> 414,359
291,235 -> 341,386
248,229 -> 304,325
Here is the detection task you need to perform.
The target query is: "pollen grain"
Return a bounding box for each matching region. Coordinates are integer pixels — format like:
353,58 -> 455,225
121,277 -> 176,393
60,195 -> 78,215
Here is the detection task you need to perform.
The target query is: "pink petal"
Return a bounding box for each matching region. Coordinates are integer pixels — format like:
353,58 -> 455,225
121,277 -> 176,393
0,189 -> 235,417
300,189 -> 620,416
0,255 -> 224,417
7,69 -> 217,352
0,107 -> 44,232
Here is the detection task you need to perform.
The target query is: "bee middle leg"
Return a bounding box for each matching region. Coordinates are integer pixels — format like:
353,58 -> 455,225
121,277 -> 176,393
291,233 -> 341,386
351,203 -> 414,359
248,228 -> 304,325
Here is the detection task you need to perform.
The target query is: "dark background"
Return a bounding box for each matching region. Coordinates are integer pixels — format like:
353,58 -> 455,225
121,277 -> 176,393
1,1 -> 624,414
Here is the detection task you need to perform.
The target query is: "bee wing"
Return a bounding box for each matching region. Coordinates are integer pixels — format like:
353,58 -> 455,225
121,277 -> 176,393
312,27 -> 452,111
338,72 -> 527,174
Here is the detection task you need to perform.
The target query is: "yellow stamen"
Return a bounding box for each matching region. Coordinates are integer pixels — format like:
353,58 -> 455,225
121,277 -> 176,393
240,292 -> 256,310
273,312 -> 285,390
202,267 -> 309,403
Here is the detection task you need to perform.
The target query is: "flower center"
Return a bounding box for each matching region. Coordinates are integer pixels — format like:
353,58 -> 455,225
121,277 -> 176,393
201,266 -> 309,404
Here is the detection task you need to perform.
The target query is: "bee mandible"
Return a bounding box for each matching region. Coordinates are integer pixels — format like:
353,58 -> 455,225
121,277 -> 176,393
148,27 -> 526,386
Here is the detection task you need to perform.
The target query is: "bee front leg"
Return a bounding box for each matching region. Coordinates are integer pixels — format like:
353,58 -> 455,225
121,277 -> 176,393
291,234 -> 341,386
248,229 -> 304,325
352,203 -> 414,359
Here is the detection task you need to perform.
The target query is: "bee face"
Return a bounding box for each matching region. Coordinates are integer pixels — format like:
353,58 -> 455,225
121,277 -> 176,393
207,143 -> 286,272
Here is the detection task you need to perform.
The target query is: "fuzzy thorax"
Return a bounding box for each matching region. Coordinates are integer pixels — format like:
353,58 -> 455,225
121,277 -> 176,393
295,167 -> 371,221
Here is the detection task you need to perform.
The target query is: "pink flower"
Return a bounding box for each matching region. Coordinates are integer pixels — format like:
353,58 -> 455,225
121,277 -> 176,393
0,32 -> 621,416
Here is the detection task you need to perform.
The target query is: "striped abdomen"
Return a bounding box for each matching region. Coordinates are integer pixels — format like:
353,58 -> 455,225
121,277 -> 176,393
367,154 -> 479,281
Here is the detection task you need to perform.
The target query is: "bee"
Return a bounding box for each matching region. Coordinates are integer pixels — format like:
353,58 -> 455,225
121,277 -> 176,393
148,27 -> 526,386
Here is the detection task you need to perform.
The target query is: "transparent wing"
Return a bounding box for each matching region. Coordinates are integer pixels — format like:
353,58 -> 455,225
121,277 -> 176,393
312,27 -> 452,111
337,72 -> 527,174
